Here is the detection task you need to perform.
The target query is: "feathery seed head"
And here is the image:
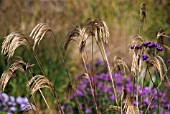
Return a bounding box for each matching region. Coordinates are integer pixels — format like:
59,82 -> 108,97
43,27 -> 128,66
64,25 -> 82,51
0,70 -> 14,91
27,75 -> 53,95
0,58 -> 27,92
82,18 -> 110,43
2,32 -> 29,58
30,23 -> 52,50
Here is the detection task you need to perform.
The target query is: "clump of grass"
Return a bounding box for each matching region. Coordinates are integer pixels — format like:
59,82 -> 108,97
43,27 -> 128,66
0,2 -> 170,114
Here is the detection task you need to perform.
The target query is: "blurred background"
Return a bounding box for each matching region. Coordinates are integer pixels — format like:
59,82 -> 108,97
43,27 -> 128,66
0,0 -> 170,112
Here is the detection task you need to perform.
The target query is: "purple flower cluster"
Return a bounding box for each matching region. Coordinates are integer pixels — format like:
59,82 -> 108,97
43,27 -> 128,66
131,41 -> 164,51
65,72 -> 170,114
142,54 -> 149,61
168,60 -> 170,64
0,93 -> 31,113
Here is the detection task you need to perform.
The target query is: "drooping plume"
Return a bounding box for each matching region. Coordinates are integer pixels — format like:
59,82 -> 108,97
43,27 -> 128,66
30,23 -> 52,50
64,25 -> 82,51
0,58 -> 26,91
2,32 -> 29,58
27,75 -> 53,95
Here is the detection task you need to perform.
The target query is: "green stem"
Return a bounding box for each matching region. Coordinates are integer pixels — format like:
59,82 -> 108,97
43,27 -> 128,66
156,71 -> 159,114
145,67 -> 170,114
141,66 -> 148,109
51,32 -> 83,114
52,89 -> 64,114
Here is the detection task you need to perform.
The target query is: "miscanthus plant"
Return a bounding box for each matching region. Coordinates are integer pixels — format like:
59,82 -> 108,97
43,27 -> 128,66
0,2 -> 170,114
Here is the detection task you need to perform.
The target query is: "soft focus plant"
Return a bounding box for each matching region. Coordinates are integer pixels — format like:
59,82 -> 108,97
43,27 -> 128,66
62,61 -> 170,114
0,2 -> 170,114
0,93 -> 34,113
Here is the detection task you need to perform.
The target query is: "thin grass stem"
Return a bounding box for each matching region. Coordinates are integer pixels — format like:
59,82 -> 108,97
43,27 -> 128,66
81,53 -> 100,114
145,66 -> 170,114
136,69 -> 139,108
100,41 -> 118,105
28,69 -> 50,110
51,32 -> 83,114
51,89 -> 64,114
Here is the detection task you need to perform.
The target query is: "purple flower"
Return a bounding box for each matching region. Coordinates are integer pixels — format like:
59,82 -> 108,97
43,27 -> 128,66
61,105 -> 65,110
96,60 -> 103,66
125,78 -> 131,83
164,104 -> 170,110
7,101 -> 13,106
142,54 -> 149,61
103,87 -> 109,93
1,93 -> 9,102
156,45 -> 164,51
134,101 -> 140,106
16,96 -> 29,104
10,106 -> 17,112
75,90 -> 83,96
148,42 -> 157,48
114,72 -> 121,78
21,103 -> 35,112
143,97 -> 149,104
126,83 -> 133,92
77,81 -> 86,90
143,41 -> 150,46
130,45 -> 135,49
135,44 -> 142,49
10,96 -> 15,102
99,73 -> 105,80
110,95 -> 115,101
97,82 -> 103,89
167,60 -> 170,64
86,108 -> 92,114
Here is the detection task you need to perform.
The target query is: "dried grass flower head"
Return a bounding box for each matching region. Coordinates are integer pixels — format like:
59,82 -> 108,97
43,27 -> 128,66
1,32 -> 29,58
0,58 -> 27,91
64,25 -> 82,51
27,75 -> 53,95
140,2 -> 146,24
82,18 -> 110,43
112,56 -> 129,77
30,23 -> 52,50
0,70 -> 14,92
130,35 -> 144,75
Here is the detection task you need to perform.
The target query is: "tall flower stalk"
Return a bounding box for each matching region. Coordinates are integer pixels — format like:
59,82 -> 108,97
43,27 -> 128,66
80,18 -> 118,105
64,25 -> 99,113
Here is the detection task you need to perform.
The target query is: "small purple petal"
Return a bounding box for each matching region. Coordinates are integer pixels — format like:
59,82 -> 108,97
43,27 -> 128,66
75,90 -> 83,96
142,54 -> 149,61
110,95 -> 115,101
86,108 -> 92,114
156,45 -> 164,51
10,96 -> 15,102
1,93 -> 9,102
167,60 -> 170,64
130,45 -> 135,49
10,106 -> 17,112
96,60 -> 103,65
135,44 -> 142,49
16,96 -> 29,104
